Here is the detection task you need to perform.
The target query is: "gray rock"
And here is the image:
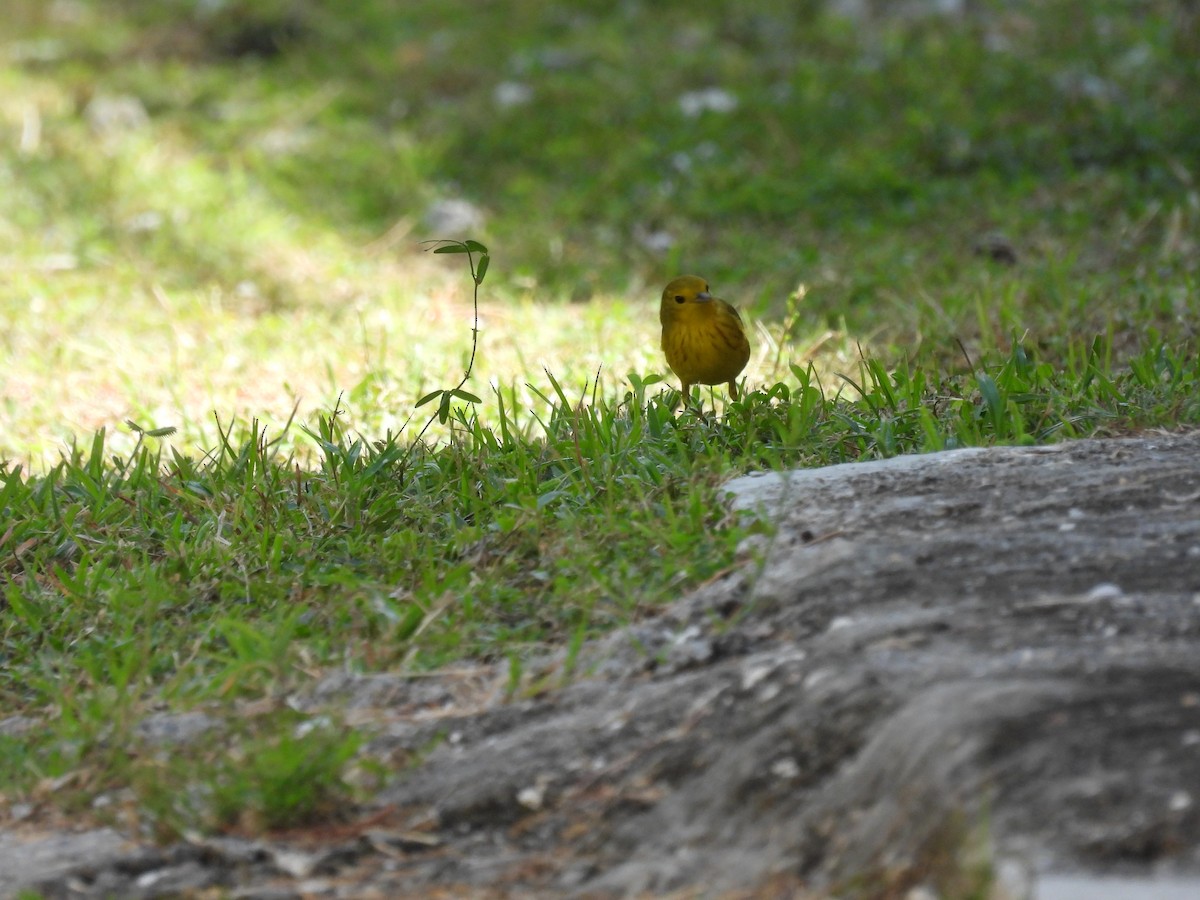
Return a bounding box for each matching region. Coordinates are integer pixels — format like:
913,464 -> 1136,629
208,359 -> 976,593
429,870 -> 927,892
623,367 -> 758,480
135,710 -> 219,744
0,715 -> 38,737
0,829 -> 146,895
5,432 -> 1200,898
422,198 -> 485,236
83,94 -> 149,136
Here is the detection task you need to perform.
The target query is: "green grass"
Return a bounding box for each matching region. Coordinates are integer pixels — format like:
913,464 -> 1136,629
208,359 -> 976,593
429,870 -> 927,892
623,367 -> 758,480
0,0 -> 1198,845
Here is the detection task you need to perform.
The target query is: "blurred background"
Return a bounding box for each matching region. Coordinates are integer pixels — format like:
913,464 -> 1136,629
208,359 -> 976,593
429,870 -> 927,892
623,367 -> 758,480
2,0 -> 1197,464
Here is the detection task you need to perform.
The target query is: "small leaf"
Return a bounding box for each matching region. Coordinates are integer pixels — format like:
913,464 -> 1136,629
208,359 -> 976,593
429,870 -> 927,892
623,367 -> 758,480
537,489 -> 565,509
433,244 -> 469,254
184,481 -> 213,498
475,253 -> 490,284
394,603 -> 425,641
415,390 -> 444,408
451,389 -> 482,403
146,426 -> 178,437
437,393 -> 451,423
978,374 -> 1002,412
464,240 -> 488,254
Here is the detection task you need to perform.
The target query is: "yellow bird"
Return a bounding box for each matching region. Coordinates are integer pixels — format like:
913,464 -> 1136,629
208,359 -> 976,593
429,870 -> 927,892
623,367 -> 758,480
659,275 -> 751,405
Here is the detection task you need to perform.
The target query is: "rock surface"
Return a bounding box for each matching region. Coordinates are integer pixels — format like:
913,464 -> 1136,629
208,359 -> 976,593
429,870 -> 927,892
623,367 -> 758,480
3,431 -> 1199,898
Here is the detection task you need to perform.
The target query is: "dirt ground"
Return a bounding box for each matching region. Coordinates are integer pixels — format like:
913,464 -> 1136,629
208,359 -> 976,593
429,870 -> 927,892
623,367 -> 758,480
3,430 -> 1200,898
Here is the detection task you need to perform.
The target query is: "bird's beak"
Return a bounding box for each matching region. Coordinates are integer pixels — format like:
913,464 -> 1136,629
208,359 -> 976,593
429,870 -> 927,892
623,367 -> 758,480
696,291 -> 712,301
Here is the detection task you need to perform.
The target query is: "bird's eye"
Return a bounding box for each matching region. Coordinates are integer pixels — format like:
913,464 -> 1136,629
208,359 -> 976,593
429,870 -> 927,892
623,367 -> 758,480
674,295 -> 685,303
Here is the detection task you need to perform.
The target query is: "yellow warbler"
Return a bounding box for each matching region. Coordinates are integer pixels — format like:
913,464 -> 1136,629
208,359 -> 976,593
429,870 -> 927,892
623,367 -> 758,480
659,275 -> 751,404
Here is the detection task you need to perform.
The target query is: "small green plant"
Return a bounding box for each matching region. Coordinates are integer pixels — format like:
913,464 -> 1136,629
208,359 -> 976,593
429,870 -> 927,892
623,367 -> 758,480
413,240 -> 488,423
212,721 -> 362,832
134,714 -> 363,837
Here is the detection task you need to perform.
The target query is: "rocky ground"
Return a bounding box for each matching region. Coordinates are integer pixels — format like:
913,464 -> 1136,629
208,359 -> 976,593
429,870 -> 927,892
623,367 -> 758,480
4,430 -> 1200,898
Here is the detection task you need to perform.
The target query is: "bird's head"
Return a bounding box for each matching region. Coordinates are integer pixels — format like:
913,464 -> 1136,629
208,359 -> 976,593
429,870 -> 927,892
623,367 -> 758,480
660,275 -> 714,323
663,275 -> 712,305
